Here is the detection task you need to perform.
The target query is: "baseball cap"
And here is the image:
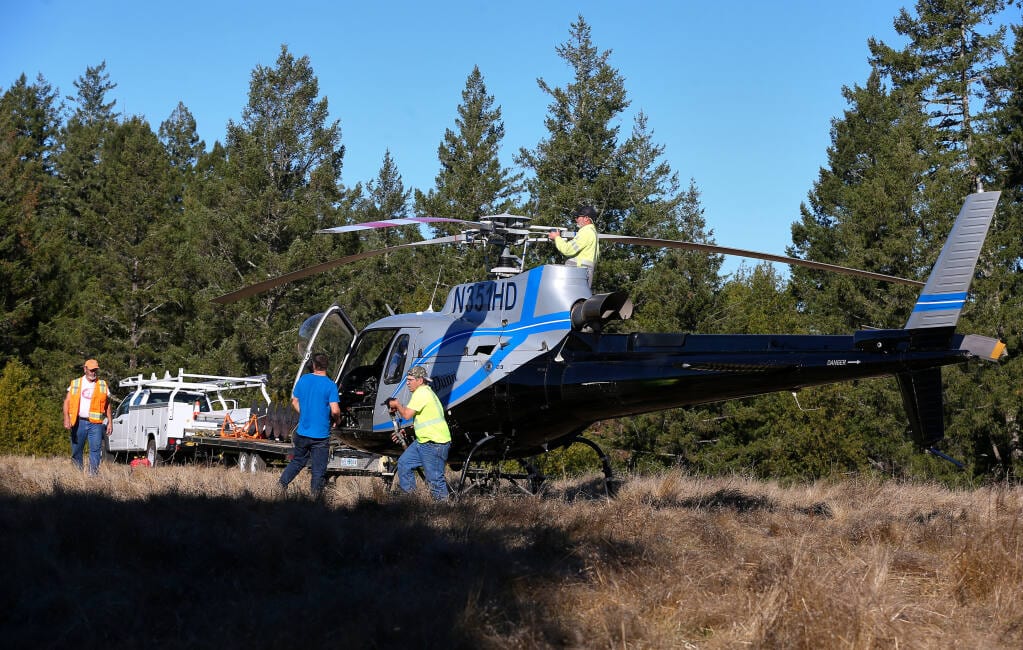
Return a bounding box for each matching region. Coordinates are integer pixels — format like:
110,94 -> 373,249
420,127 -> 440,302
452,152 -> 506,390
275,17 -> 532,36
406,366 -> 431,382
573,205 -> 597,220
84,359 -> 100,370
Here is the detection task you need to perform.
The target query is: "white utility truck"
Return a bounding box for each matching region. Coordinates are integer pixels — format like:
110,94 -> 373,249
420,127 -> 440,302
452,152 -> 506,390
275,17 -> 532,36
108,369 -> 384,477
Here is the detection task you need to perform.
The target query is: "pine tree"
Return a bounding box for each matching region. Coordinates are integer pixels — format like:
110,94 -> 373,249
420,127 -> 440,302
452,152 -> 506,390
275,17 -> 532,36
784,68 -> 957,476
34,62 -> 122,390
159,102 -> 204,174
0,74 -> 62,364
416,66 -> 522,222
338,150 -> 446,321
206,45 -> 346,391
984,23 -> 1023,189
519,16 -> 732,469
950,22 -> 1023,476
47,117 -> 177,376
866,1 -> 1015,477
868,0 -> 1007,189
784,1 -> 1015,478
516,16 -> 629,246
68,61 -> 118,125
790,71 -> 937,333
414,66 -> 523,284
607,114 -> 720,321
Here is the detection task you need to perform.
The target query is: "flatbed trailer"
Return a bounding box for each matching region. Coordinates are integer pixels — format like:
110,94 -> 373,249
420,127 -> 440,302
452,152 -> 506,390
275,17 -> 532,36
177,429 -> 390,480
109,369 -> 390,481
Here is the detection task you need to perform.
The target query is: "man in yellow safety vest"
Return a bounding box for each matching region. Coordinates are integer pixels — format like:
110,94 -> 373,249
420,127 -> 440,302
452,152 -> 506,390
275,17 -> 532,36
548,205 -> 599,287
386,365 -> 451,500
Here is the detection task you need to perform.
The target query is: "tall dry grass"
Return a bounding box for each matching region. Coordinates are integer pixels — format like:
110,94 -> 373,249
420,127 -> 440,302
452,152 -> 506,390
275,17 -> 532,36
2,455 -> 1021,649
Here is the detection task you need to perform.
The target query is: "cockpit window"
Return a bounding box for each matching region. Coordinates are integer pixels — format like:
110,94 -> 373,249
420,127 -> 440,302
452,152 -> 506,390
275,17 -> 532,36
347,329 -> 397,371
339,329 -> 398,403
383,334 -> 410,385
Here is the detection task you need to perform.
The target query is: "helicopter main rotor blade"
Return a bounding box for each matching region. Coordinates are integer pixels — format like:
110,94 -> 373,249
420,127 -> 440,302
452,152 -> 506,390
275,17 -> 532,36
599,235 -> 924,287
317,216 -> 480,234
212,234 -> 468,304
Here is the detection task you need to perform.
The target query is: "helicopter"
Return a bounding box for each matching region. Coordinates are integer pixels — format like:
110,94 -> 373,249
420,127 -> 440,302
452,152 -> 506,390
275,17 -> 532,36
215,191 -> 1006,494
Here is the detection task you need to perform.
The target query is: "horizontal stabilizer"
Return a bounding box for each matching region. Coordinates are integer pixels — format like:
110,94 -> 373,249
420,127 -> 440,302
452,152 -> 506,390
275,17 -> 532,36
905,191 -> 1001,329
959,334 -> 1008,361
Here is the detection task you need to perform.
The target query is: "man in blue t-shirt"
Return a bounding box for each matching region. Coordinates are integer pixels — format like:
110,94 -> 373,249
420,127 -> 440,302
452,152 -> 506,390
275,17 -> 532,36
277,352 -> 340,500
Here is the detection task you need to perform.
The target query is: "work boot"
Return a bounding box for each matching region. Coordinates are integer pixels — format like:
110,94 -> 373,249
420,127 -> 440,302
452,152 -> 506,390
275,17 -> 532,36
272,483 -> 288,501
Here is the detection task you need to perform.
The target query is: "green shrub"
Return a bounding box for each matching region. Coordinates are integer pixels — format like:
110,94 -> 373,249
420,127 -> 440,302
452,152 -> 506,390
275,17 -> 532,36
0,360 -> 65,456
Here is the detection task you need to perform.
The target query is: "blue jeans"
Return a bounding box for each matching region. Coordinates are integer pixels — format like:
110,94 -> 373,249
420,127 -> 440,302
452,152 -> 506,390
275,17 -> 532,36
279,434 -> 329,496
70,419 -> 105,475
397,440 -> 450,500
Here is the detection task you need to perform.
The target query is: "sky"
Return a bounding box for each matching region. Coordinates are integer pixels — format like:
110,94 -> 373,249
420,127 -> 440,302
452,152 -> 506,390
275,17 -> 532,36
3,1 -> 1015,276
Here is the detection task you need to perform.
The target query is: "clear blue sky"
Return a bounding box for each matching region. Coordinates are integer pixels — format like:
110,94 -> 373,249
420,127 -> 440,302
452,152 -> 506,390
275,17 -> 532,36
4,1 -> 1013,275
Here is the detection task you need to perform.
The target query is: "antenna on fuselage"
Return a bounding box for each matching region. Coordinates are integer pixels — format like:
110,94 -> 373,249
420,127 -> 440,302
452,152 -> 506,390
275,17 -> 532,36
428,267 -> 444,311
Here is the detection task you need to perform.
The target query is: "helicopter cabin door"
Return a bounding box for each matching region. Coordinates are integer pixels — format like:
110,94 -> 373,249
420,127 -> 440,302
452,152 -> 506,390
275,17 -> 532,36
337,327 -> 419,430
294,305 -> 358,394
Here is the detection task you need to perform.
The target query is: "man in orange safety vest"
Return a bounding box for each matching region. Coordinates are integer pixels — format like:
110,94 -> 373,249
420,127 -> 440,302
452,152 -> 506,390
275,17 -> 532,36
63,358 -> 112,475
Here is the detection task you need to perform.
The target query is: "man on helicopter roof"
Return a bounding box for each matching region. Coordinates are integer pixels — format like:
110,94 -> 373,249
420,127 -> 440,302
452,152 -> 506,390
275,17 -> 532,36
548,205 -> 599,287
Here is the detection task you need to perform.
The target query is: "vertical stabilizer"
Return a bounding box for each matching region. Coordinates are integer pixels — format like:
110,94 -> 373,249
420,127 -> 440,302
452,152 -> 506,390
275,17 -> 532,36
905,191 -> 1000,329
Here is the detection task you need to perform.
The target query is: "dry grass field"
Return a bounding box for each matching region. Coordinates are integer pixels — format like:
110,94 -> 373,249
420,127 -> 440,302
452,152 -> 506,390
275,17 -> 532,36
2,455 -> 1021,649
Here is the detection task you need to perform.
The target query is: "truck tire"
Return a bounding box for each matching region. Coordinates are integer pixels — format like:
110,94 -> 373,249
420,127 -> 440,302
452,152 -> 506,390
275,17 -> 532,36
249,453 -> 266,473
146,438 -> 160,467
101,436 -> 115,464
237,452 -> 265,473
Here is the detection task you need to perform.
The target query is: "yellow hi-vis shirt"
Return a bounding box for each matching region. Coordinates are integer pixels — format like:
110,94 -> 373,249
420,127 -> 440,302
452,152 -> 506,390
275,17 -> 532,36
554,222 -> 598,266
406,384 -> 451,444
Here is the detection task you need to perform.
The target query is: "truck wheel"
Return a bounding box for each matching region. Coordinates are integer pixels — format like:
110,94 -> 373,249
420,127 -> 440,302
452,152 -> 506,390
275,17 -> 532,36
146,439 -> 160,467
238,452 -> 265,473
101,436 -> 115,464
249,453 -> 266,473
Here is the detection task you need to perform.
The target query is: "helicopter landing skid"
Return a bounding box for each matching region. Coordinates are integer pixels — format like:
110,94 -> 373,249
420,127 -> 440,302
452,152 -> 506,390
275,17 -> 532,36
565,435 -> 621,498
453,433 -> 619,498
454,435 -> 546,497
455,458 -> 547,497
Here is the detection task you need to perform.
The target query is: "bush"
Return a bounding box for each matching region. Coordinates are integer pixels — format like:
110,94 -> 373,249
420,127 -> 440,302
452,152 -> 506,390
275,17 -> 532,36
0,359 -> 65,456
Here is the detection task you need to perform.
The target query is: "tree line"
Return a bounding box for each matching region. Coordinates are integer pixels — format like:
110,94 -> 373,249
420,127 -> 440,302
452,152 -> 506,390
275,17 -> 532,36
2,7 -> 1022,481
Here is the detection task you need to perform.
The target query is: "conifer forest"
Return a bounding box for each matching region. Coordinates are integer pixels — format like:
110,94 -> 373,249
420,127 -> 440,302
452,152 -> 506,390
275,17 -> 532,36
3,6 -> 1023,482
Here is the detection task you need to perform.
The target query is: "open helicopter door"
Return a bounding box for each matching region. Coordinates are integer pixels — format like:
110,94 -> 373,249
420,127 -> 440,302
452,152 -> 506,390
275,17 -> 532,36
294,305 -> 358,394
375,328 -> 420,417
335,326 -> 422,430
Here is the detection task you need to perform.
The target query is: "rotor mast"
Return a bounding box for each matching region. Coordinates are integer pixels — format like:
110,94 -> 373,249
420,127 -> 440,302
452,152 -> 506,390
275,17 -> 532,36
478,213 -> 533,278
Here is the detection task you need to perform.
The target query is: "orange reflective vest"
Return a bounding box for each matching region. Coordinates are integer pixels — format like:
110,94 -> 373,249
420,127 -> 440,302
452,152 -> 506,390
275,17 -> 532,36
67,377 -> 110,425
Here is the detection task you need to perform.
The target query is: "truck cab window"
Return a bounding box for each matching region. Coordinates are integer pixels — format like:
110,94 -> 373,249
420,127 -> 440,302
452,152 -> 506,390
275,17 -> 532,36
132,390 -> 149,407
147,393 -> 169,406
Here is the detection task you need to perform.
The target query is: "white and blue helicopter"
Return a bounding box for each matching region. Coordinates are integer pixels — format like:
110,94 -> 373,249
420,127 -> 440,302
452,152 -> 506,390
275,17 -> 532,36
216,192 -> 1006,493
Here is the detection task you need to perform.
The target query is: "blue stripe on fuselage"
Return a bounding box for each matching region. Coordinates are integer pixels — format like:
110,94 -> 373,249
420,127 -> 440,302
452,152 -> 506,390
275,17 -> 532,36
373,267 -> 571,432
